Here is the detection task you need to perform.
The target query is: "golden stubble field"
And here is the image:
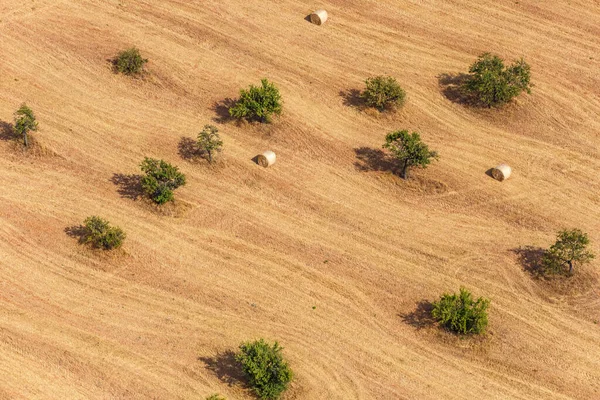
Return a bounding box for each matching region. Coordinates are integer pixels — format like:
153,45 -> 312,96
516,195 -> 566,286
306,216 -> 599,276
1,0 -> 600,398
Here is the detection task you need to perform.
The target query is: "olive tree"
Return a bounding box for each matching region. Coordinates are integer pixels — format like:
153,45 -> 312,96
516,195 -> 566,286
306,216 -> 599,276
14,104 -> 38,147
197,124 -> 223,163
361,76 -> 406,111
542,229 -> 594,275
383,130 -> 438,179
229,79 -> 282,123
236,339 -> 293,399
140,158 -> 186,204
115,48 -> 148,75
81,216 -> 126,250
431,287 -> 490,335
462,53 -> 531,107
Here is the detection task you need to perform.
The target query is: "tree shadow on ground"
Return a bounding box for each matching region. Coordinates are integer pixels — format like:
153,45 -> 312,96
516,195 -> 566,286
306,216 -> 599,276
178,136 -> 201,161
512,246 -> 546,278
110,173 -> 143,200
339,89 -> 363,109
64,225 -> 87,243
400,300 -> 435,329
437,73 -> 473,105
354,147 -> 398,174
212,98 -> 236,123
199,350 -> 246,387
0,121 -> 16,141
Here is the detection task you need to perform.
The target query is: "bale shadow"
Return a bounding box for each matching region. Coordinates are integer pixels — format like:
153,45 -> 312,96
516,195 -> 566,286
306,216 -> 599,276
199,350 -> 246,387
354,147 -> 398,174
64,225 -> 87,243
339,89 -> 363,109
304,14 -> 312,23
212,98 -> 236,123
512,246 -> 546,278
0,121 -> 16,141
110,173 -> 143,200
437,73 -> 473,105
178,136 -> 201,161
400,300 -> 435,330
485,168 -> 495,179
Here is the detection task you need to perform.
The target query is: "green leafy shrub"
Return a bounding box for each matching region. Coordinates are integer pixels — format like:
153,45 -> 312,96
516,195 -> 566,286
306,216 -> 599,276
115,48 -> 148,75
542,229 -> 594,275
197,125 -> 223,163
462,53 -> 531,107
383,130 -> 438,179
432,288 -> 490,335
14,103 -> 38,147
82,216 -> 126,250
361,76 -> 406,111
229,79 -> 282,123
140,158 -> 186,204
236,339 -> 293,400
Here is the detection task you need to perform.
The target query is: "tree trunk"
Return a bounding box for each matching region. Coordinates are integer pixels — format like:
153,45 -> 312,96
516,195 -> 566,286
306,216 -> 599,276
23,131 -> 28,147
401,161 -> 409,179
207,150 -> 213,164
568,260 -> 573,275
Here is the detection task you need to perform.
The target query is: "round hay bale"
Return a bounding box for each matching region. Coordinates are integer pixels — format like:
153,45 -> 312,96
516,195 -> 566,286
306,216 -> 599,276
310,9 -> 328,25
256,151 -> 276,168
492,164 -> 512,181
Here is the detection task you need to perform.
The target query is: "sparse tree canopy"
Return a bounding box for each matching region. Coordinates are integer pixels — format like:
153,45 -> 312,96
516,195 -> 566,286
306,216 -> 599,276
197,125 -> 223,163
14,103 -> 38,147
542,228 -> 594,276
383,130 -> 438,179
115,47 -> 148,75
236,339 -> 293,400
82,216 -> 126,250
229,79 -> 282,123
462,53 -> 531,107
431,287 -> 490,335
140,157 -> 186,204
361,76 -> 406,111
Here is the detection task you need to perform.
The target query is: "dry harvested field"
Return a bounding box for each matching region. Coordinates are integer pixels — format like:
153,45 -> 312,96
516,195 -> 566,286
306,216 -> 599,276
1,0 -> 600,399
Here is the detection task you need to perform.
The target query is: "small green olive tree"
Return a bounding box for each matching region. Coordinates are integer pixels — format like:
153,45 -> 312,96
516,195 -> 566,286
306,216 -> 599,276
236,339 -> 293,400
432,287 -> 490,335
462,53 -> 531,107
81,216 -> 126,250
197,125 -> 223,163
115,48 -> 148,75
361,76 -> 406,111
140,158 -> 186,204
383,130 -> 438,179
229,79 -> 282,123
542,229 -> 594,275
14,104 -> 38,147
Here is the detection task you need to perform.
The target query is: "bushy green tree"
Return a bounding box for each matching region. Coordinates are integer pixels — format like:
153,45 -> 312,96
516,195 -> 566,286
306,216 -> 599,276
462,53 -> 531,107
236,339 -> 293,400
542,229 -> 594,275
383,130 -> 438,179
229,79 -> 282,123
115,48 -> 148,75
431,288 -> 490,335
14,103 -> 38,147
197,125 -> 223,163
140,158 -> 186,204
361,76 -> 406,111
82,216 -> 126,250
